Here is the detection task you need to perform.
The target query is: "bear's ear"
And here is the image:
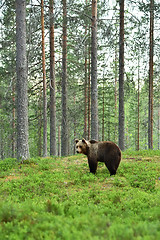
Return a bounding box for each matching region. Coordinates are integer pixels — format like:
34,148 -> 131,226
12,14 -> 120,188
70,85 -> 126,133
82,138 -> 87,144
75,139 -> 79,144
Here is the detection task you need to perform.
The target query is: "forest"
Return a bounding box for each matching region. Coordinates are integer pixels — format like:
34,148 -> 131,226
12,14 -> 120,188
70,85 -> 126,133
0,1 -> 160,239
0,0 -> 160,159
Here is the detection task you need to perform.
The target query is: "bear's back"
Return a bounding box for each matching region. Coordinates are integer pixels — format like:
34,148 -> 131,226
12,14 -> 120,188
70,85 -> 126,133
95,141 -> 121,163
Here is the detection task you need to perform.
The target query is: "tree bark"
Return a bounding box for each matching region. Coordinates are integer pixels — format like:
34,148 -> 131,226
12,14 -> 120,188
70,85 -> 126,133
37,92 -> 42,156
16,0 -> 30,161
102,78 -> 105,141
61,0 -> 68,156
148,0 -> 154,149
91,0 -> 98,140
58,125 -> 61,156
114,47 -> 118,143
41,0 -> 48,157
49,0 -> 56,156
73,95 -> 76,154
84,27 -> 88,139
83,0 -> 88,139
88,44 -> 91,140
158,102 -> 160,150
12,83 -> 16,158
118,0 -> 125,151
136,57 -> 140,151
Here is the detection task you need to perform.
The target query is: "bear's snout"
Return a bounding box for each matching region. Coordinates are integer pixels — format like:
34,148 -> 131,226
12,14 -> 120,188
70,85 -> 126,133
76,150 -> 80,153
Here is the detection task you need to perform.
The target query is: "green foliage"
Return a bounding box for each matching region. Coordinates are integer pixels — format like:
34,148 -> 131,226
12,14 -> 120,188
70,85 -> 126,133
0,152 -> 160,239
1,0 -> 160,159
0,158 -> 17,177
123,149 -> 160,157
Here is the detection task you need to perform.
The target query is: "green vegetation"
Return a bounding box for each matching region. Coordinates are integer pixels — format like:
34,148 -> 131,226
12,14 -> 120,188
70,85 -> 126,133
0,151 -> 160,239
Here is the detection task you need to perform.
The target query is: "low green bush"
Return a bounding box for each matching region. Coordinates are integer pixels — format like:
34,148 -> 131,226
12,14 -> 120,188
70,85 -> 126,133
0,152 -> 159,239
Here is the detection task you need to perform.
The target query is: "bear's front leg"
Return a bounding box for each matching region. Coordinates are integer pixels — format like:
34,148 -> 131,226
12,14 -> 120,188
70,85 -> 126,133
88,158 -> 98,174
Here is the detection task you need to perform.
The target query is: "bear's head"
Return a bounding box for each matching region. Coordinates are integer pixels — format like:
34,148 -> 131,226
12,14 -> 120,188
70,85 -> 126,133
75,138 -> 89,155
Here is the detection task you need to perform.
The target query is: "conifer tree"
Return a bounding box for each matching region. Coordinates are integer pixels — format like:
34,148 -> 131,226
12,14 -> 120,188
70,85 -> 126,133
16,0 -> 30,160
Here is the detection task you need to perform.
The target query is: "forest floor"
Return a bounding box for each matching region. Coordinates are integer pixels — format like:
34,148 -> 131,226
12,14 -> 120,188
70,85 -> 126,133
0,150 -> 160,239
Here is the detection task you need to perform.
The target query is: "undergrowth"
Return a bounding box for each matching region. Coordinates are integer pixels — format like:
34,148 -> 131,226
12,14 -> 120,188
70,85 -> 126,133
0,150 -> 160,239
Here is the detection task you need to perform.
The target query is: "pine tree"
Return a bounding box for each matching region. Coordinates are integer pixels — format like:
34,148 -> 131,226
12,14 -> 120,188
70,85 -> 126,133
118,0 -> 125,151
49,0 -> 56,156
148,0 -> 154,149
61,0 -> 68,156
91,0 -> 98,140
41,0 -> 47,157
16,0 -> 30,161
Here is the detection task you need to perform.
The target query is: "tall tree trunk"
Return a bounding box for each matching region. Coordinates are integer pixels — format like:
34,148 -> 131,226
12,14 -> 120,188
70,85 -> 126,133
84,0 -> 88,139
158,102 -> 160,150
16,0 -> 29,161
118,0 -> 125,151
114,47 -> 118,143
102,78 -> 105,141
148,0 -> 154,149
91,0 -> 98,140
136,57 -> 140,151
41,0 -> 47,157
61,0 -> 68,156
49,0 -> 56,156
145,107 -> 148,149
114,0 -> 118,144
37,92 -> 42,157
58,125 -> 61,156
12,83 -> 16,158
84,27 -> 88,139
73,95 -> 76,154
88,45 -> 91,140
0,129 -> 4,160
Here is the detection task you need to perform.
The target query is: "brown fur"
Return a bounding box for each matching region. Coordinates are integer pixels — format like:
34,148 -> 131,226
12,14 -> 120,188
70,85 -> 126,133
75,138 -> 121,176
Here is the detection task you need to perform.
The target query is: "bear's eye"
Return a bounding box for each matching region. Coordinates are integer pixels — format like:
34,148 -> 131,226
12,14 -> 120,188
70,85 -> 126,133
79,146 -> 82,149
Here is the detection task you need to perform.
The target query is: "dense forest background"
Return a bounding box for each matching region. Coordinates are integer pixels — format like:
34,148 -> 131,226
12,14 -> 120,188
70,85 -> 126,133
0,0 -> 160,159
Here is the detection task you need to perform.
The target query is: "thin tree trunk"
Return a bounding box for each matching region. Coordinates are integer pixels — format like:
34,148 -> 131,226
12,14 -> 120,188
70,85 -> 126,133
84,29 -> 88,139
12,83 -> 16,158
114,47 -> 118,143
88,45 -> 91,140
158,102 -> 160,150
145,107 -> 147,149
84,0 -> 88,139
49,0 -> 56,156
0,130 -> 4,160
148,0 -> 154,150
41,0 -> 47,157
16,0 -> 29,161
73,95 -> 76,154
137,57 -> 140,151
61,0 -> 68,156
91,0 -> 98,140
102,79 -> 105,141
108,107 -> 111,141
37,115 -> 42,156
37,92 -> 42,157
58,125 -> 61,156
118,0 -> 125,151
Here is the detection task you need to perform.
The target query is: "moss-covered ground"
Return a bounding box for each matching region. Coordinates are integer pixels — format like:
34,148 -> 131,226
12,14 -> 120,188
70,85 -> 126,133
0,150 -> 160,239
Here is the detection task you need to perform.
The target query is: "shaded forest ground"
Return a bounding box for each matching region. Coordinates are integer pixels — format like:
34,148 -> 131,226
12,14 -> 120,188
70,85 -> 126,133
0,151 -> 160,239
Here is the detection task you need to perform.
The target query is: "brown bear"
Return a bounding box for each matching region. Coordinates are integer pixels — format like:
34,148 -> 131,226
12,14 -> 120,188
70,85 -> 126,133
75,138 -> 121,176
